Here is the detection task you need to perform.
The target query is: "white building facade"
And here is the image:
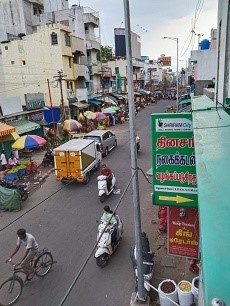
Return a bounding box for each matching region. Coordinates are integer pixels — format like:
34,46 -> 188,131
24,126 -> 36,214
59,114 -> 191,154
216,0 -> 230,105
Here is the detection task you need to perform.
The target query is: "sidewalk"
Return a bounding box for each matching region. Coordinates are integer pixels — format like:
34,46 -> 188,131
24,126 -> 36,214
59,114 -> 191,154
146,169 -> 199,305
13,149 -> 55,194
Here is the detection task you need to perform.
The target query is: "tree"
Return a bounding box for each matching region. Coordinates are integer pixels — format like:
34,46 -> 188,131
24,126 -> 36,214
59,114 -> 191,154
97,45 -> 113,62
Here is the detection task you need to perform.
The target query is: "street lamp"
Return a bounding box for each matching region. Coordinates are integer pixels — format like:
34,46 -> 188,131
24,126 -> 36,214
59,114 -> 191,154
179,59 -> 188,86
163,37 -> 179,110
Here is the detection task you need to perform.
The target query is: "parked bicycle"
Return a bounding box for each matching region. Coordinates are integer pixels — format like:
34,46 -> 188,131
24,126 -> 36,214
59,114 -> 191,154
0,249 -> 53,306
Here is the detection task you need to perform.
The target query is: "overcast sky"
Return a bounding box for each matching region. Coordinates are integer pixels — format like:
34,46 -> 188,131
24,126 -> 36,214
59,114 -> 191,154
69,0 -> 218,70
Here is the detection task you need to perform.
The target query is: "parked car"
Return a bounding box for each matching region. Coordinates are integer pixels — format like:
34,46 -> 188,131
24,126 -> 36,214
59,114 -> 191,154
83,130 -> 117,156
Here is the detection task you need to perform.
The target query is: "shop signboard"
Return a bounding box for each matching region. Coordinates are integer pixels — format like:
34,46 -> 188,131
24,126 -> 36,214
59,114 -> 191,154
152,113 -> 198,207
25,93 -> 45,110
168,207 -> 199,258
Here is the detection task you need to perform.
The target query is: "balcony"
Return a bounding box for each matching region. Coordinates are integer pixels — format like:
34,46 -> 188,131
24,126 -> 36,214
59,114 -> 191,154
91,64 -> 102,75
85,35 -> 100,51
71,37 -> 86,55
83,8 -> 99,27
73,64 -> 86,79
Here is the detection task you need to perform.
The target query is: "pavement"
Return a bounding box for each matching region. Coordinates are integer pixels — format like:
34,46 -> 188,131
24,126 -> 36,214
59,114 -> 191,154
8,114 -> 199,305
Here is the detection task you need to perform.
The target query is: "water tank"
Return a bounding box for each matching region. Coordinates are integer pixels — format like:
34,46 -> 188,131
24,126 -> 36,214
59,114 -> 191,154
200,39 -> 210,50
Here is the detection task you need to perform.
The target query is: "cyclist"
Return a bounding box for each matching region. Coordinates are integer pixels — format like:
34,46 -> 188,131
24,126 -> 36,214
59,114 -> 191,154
6,228 -> 39,280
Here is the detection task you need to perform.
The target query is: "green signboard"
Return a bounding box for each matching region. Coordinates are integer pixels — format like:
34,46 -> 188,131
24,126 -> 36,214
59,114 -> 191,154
152,113 -> 198,208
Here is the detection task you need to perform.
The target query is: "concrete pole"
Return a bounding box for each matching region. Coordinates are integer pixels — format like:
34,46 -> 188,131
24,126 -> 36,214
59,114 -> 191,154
176,38 -> 179,111
123,0 -> 146,303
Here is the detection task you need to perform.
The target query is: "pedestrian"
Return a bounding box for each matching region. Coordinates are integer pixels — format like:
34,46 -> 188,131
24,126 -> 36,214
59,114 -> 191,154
0,150 -> 7,171
6,228 -> 39,281
8,153 -> 18,167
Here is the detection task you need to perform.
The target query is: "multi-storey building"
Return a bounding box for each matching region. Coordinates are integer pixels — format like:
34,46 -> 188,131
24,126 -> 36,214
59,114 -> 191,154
0,23 -> 85,108
0,0 -> 44,42
0,0 -> 103,106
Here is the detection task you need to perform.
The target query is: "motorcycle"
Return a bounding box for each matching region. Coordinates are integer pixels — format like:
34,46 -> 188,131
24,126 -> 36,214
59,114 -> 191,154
130,232 -> 155,295
41,150 -> 54,167
95,214 -> 123,268
97,174 -> 116,203
0,180 -> 29,201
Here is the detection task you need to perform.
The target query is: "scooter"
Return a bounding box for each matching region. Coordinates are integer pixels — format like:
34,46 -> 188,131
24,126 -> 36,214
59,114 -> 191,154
97,174 -> 116,203
130,232 -> 155,295
95,214 -> 123,268
41,150 -> 54,167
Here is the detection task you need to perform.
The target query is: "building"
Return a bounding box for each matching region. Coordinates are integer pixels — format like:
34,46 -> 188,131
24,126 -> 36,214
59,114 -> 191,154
114,28 -> 141,59
38,3 -> 102,99
0,0 -> 44,42
216,2 -> 230,105
0,23 -> 86,109
190,29 -> 217,96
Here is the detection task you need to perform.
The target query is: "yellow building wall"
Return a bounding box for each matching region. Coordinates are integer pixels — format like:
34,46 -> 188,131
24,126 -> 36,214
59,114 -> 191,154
0,24 -> 74,107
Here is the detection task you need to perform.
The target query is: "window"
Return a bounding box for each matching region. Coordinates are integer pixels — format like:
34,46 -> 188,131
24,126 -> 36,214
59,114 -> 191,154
85,25 -> 88,31
69,57 -> 72,68
5,46 -> 8,50
22,60 -> 26,65
65,33 -> 71,47
11,61 -> 15,64
51,32 -> 58,45
115,67 -> 119,74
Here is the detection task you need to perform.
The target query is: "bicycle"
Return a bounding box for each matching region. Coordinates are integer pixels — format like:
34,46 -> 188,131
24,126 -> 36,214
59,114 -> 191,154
0,249 -> 53,306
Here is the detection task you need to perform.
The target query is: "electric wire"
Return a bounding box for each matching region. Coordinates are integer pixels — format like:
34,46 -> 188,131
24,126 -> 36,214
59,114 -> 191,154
0,180 -> 74,232
58,167 -> 151,305
58,168 -> 137,306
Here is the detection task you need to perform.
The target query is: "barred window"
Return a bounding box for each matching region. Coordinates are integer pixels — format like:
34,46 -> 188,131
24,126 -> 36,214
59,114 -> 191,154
51,32 -> 58,45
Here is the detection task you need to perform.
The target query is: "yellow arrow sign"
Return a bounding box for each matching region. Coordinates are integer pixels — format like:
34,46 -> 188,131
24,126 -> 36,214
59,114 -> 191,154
159,195 -> 194,204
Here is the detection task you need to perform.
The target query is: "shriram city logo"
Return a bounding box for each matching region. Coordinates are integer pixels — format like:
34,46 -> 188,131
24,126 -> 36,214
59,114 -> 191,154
157,118 -> 192,131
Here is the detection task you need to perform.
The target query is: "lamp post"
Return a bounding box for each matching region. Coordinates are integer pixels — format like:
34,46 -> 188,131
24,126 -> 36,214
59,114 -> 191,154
179,59 -> 187,86
163,37 -> 179,110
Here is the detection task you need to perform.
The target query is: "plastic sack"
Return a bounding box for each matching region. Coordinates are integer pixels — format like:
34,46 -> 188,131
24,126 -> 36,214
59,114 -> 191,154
158,279 -> 178,306
178,280 -> 194,306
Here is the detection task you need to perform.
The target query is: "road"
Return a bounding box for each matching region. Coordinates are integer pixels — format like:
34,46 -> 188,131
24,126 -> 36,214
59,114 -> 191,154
0,99 -> 175,306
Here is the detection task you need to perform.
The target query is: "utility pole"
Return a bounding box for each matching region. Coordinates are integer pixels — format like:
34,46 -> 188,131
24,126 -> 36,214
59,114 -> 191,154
123,0 -> 146,304
54,70 -> 66,122
47,79 -> 56,137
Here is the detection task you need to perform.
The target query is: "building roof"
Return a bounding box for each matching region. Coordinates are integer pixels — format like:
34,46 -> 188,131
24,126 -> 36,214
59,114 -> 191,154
88,99 -> 102,106
9,120 -> 40,135
71,102 -> 89,109
192,95 -> 230,305
0,123 -> 16,137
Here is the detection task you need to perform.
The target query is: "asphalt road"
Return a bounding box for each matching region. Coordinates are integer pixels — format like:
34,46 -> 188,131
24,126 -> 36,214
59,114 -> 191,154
0,99 -> 175,306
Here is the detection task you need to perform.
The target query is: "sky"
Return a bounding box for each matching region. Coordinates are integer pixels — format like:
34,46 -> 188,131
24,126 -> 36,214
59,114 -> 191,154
69,0 -> 218,70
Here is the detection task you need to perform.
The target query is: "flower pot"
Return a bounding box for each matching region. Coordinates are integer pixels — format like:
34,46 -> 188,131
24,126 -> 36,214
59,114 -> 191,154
5,171 -> 18,181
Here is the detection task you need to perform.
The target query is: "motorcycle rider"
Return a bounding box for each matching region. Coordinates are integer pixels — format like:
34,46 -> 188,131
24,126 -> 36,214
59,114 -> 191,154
100,164 -> 113,191
101,206 -> 117,245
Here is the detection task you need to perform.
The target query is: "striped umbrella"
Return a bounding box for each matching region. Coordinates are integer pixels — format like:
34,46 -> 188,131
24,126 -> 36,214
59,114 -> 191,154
12,135 -> 47,149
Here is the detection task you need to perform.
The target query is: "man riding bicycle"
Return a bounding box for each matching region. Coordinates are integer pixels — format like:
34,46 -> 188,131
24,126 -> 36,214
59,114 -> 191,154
6,228 -> 39,280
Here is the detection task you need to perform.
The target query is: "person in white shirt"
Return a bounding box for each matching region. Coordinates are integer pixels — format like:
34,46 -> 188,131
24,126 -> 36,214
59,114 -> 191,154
6,228 -> 39,280
0,150 -> 7,171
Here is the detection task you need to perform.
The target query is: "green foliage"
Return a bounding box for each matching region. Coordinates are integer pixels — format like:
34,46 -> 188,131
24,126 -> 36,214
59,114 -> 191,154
97,45 -> 113,62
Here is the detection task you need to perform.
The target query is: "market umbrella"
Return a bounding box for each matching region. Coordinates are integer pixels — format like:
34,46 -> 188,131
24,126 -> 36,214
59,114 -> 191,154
63,119 -> 82,132
102,107 -> 117,114
84,111 -> 96,120
95,112 -> 107,120
12,135 -> 47,150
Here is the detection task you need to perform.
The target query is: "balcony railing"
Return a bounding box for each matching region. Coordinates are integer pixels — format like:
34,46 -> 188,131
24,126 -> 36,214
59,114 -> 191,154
73,64 -> 86,79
